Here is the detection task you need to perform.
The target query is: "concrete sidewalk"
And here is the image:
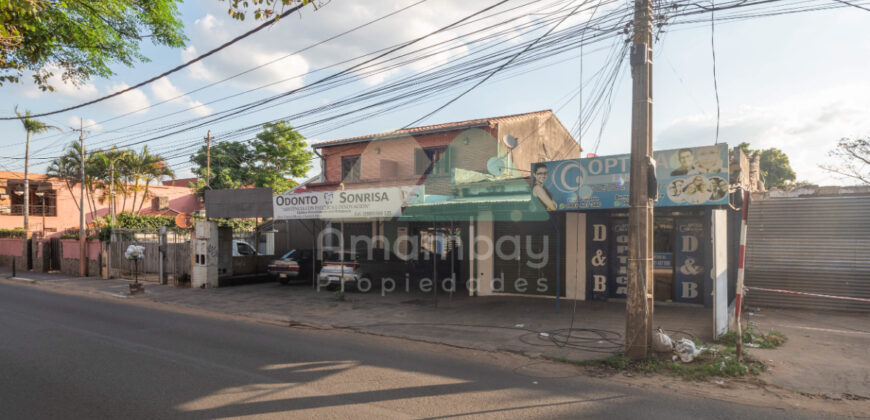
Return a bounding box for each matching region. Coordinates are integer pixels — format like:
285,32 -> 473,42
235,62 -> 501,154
3,269 -> 868,400
745,307 -> 870,400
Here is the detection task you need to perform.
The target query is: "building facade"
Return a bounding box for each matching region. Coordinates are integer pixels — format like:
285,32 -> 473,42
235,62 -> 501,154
0,171 -> 201,235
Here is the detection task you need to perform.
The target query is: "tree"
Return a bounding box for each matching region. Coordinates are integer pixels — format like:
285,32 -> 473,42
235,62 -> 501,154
92,147 -> 132,223
735,142 -> 797,189
47,141 -> 102,221
189,122 -> 313,196
225,0 -> 316,21
1,0 -> 186,91
15,107 -> 60,232
190,141 -> 253,195
820,137 -> 870,185
250,122 -> 313,193
136,148 -> 175,214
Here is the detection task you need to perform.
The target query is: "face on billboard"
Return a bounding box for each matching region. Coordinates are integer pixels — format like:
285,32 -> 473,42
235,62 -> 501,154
532,144 -> 729,210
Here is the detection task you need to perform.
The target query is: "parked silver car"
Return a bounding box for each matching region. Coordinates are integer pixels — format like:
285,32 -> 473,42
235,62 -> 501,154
317,251 -> 370,291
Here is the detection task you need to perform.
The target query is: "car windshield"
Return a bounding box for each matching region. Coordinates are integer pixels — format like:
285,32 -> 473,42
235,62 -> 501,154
280,250 -> 296,260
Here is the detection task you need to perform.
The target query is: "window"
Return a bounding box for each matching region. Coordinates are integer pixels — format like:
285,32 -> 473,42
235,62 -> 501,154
236,242 -> 255,256
341,155 -> 361,181
415,146 -> 450,175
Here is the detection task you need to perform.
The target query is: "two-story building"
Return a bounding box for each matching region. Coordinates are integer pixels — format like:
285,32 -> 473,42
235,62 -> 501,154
274,110 -> 580,295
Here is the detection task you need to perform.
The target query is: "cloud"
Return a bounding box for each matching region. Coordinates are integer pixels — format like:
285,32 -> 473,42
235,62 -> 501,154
67,116 -> 102,132
102,83 -> 150,115
182,13 -> 311,92
181,1 -> 550,92
657,84 -> 870,185
151,77 -> 213,116
9,64 -> 99,100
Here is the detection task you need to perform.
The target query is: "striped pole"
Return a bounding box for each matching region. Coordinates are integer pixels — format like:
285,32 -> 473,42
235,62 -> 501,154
735,188 -> 749,360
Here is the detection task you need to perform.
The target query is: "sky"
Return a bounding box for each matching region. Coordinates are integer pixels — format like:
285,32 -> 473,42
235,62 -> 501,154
1,0 -> 869,186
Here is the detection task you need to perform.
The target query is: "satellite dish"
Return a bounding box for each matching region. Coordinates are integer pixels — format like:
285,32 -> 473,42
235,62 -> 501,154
502,134 -> 518,149
175,212 -> 194,229
486,156 -> 506,176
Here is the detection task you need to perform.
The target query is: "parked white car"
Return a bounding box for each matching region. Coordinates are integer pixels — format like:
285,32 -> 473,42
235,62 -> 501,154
232,240 -> 257,257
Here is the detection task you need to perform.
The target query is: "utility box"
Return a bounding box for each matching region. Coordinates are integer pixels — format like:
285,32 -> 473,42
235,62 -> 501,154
192,221 -> 218,288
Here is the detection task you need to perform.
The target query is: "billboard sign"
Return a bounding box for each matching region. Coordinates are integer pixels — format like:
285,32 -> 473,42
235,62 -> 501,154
273,186 -> 423,220
530,143 -> 729,210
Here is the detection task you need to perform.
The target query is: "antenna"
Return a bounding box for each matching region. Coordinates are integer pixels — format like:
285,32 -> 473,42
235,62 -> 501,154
502,134 -> 518,149
486,156 -> 506,176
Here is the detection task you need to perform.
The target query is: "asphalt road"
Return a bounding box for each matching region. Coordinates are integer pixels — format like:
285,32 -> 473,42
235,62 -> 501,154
0,281 -> 824,419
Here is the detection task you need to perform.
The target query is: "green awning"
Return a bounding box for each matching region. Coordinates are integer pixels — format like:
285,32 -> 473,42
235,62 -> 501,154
400,194 -> 551,221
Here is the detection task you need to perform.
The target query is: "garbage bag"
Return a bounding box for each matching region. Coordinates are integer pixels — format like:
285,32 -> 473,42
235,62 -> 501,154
652,328 -> 674,353
675,338 -> 703,363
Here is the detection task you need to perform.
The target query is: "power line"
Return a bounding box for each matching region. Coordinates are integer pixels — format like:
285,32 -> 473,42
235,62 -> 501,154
832,0 -> 870,12
0,2 -> 312,121
402,0 -> 588,128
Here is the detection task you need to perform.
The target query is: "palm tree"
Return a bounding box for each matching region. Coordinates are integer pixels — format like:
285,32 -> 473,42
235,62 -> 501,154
47,142 -> 101,221
92,147 -> 132,224
135,148 -> 175,214
15,107 -> 60,233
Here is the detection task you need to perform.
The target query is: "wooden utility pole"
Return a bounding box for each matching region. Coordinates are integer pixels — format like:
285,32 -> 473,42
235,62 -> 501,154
625,0 -> 655,359
78,119 -> 87,277
204,130 -> 214,188
23,127 -> 31,235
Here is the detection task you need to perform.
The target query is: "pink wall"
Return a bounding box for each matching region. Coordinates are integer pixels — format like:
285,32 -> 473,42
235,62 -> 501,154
0,177 -> 201,235
0,238 -> 24,257
61,239 -> 101,261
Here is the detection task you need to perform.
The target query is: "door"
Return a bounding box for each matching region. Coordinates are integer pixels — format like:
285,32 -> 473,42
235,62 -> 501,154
565,213 -> 586,300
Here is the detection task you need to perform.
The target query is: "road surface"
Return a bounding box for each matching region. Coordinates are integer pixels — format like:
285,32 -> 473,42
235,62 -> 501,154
0,281 -> 822,419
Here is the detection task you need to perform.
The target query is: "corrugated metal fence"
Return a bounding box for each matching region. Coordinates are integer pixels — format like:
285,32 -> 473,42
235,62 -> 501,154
745,195 -> 870,312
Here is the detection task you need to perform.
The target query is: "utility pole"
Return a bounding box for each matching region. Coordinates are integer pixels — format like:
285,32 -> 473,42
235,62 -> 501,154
109,160 -> 116,226
625,0 -> 655,360
23,126 -> 31,235
77,119 -> 87,277
204,130 -> 214,188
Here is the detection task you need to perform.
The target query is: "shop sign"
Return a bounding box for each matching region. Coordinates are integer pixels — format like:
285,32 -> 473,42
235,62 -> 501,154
273,186 -> 423,220
654,252 -> 673,269
530,143 -> 729,210
586,213 -> 610,301
609,219 -> 629,299
674,219 -> 704,303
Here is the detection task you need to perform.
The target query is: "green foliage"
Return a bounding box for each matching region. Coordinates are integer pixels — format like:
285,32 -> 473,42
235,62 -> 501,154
112,212 -> 176,229
820,137 -> 870,185
736,142 -> 797,188
251,122 -> 313,193
188,212 -> 257,232
223,0 -> 315,21
1,0 -> 186,90
0,227 -> 27,238
719,327 -> 787,350
189,122 -> 313,196
47,143 -> 175,219
190,141 -> 253,194
574,350 -> 766,381
59,228 -> 97,240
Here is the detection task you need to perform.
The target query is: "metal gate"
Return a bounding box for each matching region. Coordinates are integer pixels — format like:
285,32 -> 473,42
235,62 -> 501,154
745,195 -> 870,312
493,219 -> 563,296
49,238 -> 61,271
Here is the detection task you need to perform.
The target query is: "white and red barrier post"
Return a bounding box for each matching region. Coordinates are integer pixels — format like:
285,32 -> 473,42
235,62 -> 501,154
735,188 -> 749,360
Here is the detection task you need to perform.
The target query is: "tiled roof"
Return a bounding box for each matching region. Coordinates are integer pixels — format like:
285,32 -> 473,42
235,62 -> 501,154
313,109 -> 553,148
0,171 -> 53,182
